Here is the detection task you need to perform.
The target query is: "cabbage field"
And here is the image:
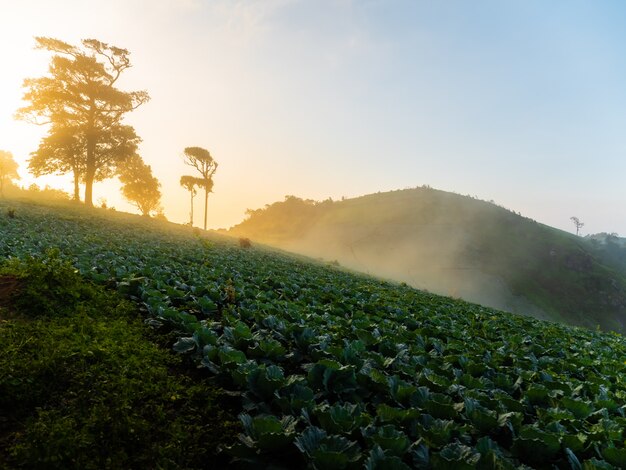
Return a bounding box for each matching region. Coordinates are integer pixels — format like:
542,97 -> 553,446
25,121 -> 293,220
2,200 -> 626,469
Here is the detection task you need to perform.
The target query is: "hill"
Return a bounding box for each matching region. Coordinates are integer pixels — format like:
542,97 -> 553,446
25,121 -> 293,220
227,188 -> 626,332
2,199 -> 626,468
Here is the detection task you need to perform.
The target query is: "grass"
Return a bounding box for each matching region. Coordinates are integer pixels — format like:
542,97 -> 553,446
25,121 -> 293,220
0,254 -> 239,469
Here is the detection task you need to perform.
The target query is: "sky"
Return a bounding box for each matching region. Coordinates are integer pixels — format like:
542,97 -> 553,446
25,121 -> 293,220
1,0 -> 626,234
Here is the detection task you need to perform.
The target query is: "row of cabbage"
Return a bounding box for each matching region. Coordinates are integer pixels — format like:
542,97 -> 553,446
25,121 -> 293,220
2,201 -> 626,468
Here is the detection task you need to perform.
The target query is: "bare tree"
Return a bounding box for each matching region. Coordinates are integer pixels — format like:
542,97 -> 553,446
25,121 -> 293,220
571,216 -> 584,236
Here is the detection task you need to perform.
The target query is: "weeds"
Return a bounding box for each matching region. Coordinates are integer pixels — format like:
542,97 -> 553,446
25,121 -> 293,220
0,255 -> 239,469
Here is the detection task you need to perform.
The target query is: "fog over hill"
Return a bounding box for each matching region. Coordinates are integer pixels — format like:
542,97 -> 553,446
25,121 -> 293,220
228,187 -> 626,332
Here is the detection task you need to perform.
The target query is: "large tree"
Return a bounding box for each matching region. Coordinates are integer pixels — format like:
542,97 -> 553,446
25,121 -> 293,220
119,154 -> 162,216
0,150 -> 20,197
16,37 -> 149,206
182,147 -> 217,230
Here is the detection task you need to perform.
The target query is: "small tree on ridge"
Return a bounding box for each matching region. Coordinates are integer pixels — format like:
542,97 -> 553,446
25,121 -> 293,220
0,150 -> 20,197
180,175 -> 203,226
119,155 -> 162,216
571,216 -> 584,236
182,147 -> 217,230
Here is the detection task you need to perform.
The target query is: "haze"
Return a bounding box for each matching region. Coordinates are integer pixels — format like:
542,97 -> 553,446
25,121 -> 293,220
2,0 -> 626,234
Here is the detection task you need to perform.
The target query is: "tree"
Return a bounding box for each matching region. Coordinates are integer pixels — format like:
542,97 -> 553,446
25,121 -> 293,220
180,175 -> 203,226
118,154 -> 162,216
571,216 -> 584,236
28,124 -> 84,201
16,37 -> 149,206
0,150 -> 20,197
182,147 -> 218,230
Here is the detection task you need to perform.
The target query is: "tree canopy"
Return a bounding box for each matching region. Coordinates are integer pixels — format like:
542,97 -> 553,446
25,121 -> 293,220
119,154 -> 162,217
28,124 -> 85,201
16,37 -> 149,206
0,150 -> 20,196
182,147 -> 217,230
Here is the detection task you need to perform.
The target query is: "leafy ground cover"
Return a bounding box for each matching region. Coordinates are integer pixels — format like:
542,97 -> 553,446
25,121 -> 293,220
0,241 -> 239,468
1,200 -> 626,468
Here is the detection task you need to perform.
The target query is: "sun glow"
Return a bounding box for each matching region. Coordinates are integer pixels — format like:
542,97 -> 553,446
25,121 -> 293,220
2,1 -> 626,234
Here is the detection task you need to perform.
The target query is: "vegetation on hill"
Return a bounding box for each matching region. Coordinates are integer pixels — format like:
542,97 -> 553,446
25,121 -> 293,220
0,251 -> 238,469
227,188 -> 626,333
1,199 -> 626,468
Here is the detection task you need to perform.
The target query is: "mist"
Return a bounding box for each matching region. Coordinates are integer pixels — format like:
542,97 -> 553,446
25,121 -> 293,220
285,191 -> 548,318
228,187 -> 626,331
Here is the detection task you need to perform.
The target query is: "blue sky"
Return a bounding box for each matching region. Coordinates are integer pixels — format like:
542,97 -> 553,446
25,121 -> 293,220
1,0 -> 626,234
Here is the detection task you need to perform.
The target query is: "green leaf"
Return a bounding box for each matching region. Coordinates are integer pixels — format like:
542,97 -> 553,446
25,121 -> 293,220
364,424 -> 411,457
364,445 -> 411,470
602,447 -> 626,468
582,458 -> 616,469
424,396 -> 460,420
561,397 -> 594,419
418,418 -> 455,448
247,364 -> 285,401
411,440 -> 430,468
295,427 -> 360,470
193,327 -> 217,347
314,402 -> 367,434
511,427 -> 560,465
433,442 -> 481,470
295,426 -> 327,456
239,414 -> 297,452
172,336 -> 196,353
375,404 -> 420,424
526,385 -> 551,406
197,295 -> 218,315
218,345 -> 247,367
562,434 -> 588,453
565,448 -> 583,470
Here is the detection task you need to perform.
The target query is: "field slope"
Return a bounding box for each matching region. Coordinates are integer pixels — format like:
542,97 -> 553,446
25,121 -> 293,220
228,188 -> 626,332
1,199 -> 626,468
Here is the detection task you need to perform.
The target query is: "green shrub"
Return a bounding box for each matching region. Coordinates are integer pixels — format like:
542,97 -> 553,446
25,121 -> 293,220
0,255 -> 239,469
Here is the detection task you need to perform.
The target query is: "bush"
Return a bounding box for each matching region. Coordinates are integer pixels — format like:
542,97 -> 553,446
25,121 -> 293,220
0,255 -> 239,469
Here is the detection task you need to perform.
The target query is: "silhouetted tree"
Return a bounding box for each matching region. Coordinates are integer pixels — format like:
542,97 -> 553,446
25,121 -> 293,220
180,175 -> 203,226
16,37 -> 149,206
182,147 -> 217,230
0,150 -> 20,197
571,216 -> 584,236
28,125 -> 85,201
118,154 -> 162,216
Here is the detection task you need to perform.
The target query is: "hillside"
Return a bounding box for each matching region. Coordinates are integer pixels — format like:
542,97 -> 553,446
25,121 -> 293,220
2,199 -> 626,468
228,188 -> 626,332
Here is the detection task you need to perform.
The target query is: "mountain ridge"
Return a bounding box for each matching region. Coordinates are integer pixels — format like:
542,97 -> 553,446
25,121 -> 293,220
227,186 -> 626,332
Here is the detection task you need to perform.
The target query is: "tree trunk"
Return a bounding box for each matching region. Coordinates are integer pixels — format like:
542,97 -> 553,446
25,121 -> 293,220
85,104 -> 96,207
203,187 -> 208,230
72,166 -> 80,202
190,191 -> 194,226
84,153 -> 95,207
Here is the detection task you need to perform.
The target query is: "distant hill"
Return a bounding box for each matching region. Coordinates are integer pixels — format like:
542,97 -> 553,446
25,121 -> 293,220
227,187 -> 626,332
